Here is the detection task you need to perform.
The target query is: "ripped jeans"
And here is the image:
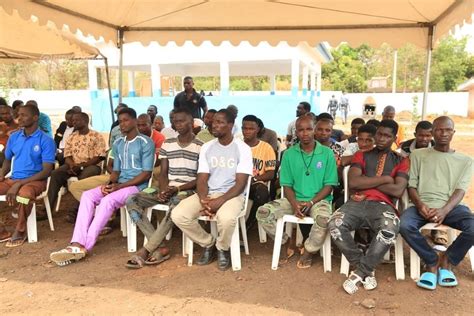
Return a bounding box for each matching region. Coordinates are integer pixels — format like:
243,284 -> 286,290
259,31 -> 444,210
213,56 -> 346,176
256,198 -> 332,254
328,200 -> 399,278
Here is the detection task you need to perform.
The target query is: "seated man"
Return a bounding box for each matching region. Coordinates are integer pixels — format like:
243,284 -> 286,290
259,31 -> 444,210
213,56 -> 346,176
400,116 -> 473,290
125,108 -> 203,268
54,109 -> 77,164
153,115 -> 165,133
328,119 -> 408,295
256,115 -> 338,268
340,124 -> 377,167
0,104 -> 55,247
338,118 -> 365,149
25,100 -> 53,138
400,120 -> 434,157
0,105 -> 20,166
196,109 -> 216,143
50,108 -> 155,265
241,115 -> 276,228
314,118 -> 345,167
171,109 -> 253,271
45,112 -> 106,214
382,105 -> 405,148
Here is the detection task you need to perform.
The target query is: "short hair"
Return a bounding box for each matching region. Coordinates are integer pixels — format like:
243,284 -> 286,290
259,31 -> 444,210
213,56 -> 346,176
207,109 -> 217,114
65,109 -> 76,116
358,124 -> 377,136
415,120 -> 433,132
148,105 -> 157,111
227,104 -> 238,118
366,119 -> 381,128
71,106 -> 82,112
183,76 -> 193,81
316,118 -> 334,126
216,108 -> 235,124
383,105 -> 395,114
74,112 -> 90,124
12,100 -> 23,109
118,107 -> 137,119
21,103 -> 40,117
299,101 -> 311,112
317,112 -> 334,121
173,107 -> 193,118
0,97 -> 7,106
154,115 -> 164,122
118,103 -> 128,108
379,119 -> 398,136
25,100 -> 38,107
137,113 -> 152,123
242,114 -> 259,125
351,118 -> 365,126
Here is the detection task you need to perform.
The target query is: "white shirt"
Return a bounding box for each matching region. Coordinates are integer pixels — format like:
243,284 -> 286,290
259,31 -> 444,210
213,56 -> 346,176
59,126 -> 74,149
161,127 -> 179,139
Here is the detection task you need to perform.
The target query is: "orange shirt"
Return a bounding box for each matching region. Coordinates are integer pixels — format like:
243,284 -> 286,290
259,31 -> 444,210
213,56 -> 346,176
150,129 -> 165,153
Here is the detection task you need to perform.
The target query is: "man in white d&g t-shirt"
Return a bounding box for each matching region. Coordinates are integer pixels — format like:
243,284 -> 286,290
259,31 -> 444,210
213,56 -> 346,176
172,108 -> 253,271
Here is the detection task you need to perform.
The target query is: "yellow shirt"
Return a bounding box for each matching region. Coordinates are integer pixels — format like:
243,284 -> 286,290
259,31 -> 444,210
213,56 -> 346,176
250,140 -> 276,178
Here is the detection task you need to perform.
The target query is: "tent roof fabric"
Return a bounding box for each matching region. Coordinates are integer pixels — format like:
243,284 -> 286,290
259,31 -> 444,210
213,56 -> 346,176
2,0 -> 472,48
0,7 -> 99,60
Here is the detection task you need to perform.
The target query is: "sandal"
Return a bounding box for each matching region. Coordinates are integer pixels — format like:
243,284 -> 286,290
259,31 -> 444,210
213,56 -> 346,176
0,233 -> 12,243
5,235 -> 27,248
279,246 -> 295,264
438,268 -> 458,287
417,272 -> 437,290
125,255 -> 146,269
296,250 -> 313,269
343,272 -> 364,295
50,246 -> 86,266
145,253 -> 171,266
362,274 -> 377,290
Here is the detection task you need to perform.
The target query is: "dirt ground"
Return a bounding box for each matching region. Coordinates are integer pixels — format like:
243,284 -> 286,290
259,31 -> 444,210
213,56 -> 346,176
0,115 -> 473,315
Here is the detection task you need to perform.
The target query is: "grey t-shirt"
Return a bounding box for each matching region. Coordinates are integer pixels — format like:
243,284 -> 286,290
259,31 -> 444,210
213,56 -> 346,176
198,138 -> 253,194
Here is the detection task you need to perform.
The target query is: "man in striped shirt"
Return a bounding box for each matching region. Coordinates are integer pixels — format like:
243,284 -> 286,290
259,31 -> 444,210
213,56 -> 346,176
125,108 -> 203,269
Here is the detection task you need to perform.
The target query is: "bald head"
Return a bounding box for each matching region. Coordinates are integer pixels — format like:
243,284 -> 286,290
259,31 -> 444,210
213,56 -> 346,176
432,115 -> 455,148
382,105 -> 396,121
137,113 -> 152,136
433,116 -> 454,129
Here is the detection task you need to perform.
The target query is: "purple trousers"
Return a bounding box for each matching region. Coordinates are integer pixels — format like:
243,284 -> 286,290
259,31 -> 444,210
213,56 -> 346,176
71,185 -> 139,251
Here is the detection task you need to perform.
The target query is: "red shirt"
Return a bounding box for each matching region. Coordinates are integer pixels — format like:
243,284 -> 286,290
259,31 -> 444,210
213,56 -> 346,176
351,148 -> 409,208
150,129 -> 165,153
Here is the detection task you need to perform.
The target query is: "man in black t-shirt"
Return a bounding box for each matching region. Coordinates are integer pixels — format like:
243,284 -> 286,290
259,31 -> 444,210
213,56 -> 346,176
173,76 -> 207,119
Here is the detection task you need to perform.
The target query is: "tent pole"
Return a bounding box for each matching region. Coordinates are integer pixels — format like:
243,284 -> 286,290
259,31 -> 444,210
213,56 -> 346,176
421,26 -> 434,120
104,58 -> 115,124
118,28 -> 124,104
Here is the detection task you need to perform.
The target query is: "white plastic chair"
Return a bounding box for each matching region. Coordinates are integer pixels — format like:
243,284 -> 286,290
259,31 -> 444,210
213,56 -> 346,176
182,177 -> 251,271
409,223 -> 474,280
0,177 -> 54,243
340,165 -> 405,280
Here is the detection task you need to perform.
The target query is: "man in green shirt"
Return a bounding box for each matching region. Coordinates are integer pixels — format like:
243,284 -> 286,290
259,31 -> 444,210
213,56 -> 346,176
256,115 -> 338,268
400,116 -> 473,290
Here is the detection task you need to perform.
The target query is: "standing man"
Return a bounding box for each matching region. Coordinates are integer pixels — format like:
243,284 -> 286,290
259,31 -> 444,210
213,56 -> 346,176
400,116 -> 473,290
50,108 -> 155,265
125,108 -> 203,268
257,115 -> 338,268
286,101 -> 311,147
173,76 -> 207,119
241,115 -> 276,228
382,105 -> 405,147
0,104 -> 55,247
328,120 -> 409,295
171,109 -> 253,271
44,112 -> 106,214
327,95 -> 339,121
340,92 -> 350,125
147,105 -> 158,124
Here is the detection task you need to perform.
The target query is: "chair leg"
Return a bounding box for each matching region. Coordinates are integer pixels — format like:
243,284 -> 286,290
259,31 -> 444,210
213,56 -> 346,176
271,218 -> 286,270
120,207 -> 127,237
210,221 -> 218,237
185,233 -> 194,266
258,223 -> 267,243
231,220 -> 242,271
239,216 -> 249,255
395,234 -> 405,280
469,247 -> 474,273
410,248 -> 421,280
55,189 -> 63,212
43,196 -> 54,231
27,204 -> 38,243
296,225 -> 303,247
340,231 -> 355,276
322,233 -> 332,273
125,207 -> 137,252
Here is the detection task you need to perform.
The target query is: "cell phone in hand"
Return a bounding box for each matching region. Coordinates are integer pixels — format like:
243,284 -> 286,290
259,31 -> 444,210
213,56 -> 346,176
301,205 -> 311,216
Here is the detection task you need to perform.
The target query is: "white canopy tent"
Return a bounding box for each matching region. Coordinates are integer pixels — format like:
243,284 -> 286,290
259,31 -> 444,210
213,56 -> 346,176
1,0 -> 473,117
0,6 -> 115,122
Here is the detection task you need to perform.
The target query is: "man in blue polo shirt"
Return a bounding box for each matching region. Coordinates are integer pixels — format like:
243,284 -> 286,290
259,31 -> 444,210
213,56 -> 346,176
0,103 -> 56,247
25,100 -> 53,138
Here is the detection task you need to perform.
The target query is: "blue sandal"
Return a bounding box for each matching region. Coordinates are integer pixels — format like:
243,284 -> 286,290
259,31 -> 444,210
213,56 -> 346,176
438,268 -> 458,287
417,272 -> 437,290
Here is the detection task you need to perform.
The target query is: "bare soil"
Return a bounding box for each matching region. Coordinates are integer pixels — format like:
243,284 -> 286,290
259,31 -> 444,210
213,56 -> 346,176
0,120 -> 473,315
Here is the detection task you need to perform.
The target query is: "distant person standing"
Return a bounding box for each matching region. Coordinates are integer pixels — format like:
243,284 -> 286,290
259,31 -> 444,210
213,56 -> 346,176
173,76 -> 207,119
327,95 -> 338,121
340,92 -> 350,125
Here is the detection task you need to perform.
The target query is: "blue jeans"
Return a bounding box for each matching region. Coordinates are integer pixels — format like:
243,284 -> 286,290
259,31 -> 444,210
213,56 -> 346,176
400,205 -> 474,267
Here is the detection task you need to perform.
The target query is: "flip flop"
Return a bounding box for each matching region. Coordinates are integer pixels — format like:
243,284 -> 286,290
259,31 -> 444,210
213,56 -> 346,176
0,234 -> 12,243
417,272 -> 437,290
145,253 -> 170,266
296,251 -> 313,269
50,246 -> 86,266
438,268 -> 458,287
5,235 -> 27,248
125,255 -> 146,269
